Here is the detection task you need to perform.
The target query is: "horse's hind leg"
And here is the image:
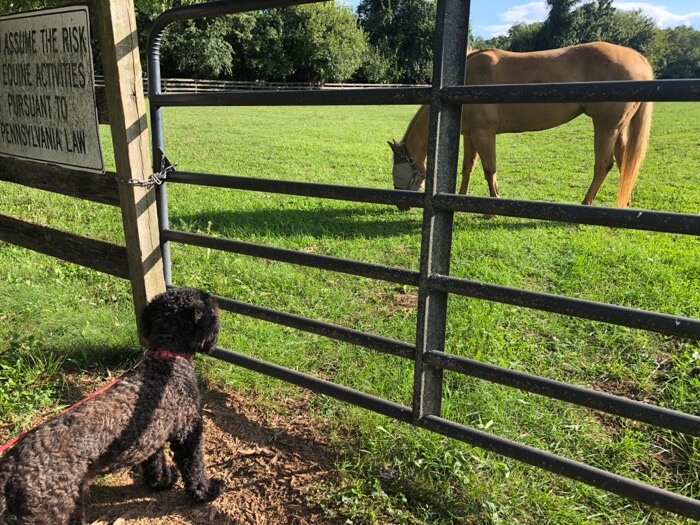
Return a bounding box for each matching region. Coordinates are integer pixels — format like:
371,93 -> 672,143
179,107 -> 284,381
458,135 -> 479,195
582,123 -> 617,205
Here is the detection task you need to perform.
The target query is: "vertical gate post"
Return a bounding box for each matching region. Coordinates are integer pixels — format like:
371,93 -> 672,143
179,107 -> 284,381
94,0 -> 166,328
413,0 -> 471,419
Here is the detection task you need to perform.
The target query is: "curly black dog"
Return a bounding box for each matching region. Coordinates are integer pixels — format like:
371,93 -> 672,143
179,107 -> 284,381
0,287 -> 225,524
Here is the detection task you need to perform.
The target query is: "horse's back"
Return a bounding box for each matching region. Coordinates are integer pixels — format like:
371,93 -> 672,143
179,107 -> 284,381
466,42 -> 653,85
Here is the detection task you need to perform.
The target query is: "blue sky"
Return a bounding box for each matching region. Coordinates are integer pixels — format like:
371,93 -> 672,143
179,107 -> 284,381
468,1 -> 700,38
344,1 -> 700,38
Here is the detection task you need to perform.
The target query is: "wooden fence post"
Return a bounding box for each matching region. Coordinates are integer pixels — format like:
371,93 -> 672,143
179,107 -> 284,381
93,0 -> 166,330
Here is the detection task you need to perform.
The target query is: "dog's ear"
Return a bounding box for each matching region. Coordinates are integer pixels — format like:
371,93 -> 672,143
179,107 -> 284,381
193,298 -> 220,353
139,302 -> 155,340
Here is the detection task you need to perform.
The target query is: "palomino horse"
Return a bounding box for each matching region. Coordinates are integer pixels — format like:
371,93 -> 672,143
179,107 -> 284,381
389,41 -> 653,207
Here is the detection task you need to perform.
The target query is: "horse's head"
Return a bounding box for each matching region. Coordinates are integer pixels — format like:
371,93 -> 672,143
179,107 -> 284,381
388,140 -> 425,211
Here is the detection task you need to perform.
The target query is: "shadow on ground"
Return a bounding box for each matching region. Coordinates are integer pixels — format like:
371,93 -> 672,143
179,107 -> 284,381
83,389 -> 338,525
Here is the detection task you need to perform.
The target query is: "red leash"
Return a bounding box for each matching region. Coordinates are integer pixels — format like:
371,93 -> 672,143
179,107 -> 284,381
0,373 -> 126,455
0,349 -> 191,456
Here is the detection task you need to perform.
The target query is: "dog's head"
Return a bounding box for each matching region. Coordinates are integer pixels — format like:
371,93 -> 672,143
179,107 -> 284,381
140,287 -> 220,356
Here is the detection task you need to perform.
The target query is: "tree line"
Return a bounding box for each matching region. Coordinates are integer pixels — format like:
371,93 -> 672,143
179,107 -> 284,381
2,0 -> 698,82
476,0 -> 700,80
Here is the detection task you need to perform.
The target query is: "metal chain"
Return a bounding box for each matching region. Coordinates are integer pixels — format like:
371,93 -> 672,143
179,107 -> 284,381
119,155 -> 175,187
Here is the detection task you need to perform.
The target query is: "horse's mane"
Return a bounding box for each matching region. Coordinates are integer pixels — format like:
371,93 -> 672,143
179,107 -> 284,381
401,104 -> 429,145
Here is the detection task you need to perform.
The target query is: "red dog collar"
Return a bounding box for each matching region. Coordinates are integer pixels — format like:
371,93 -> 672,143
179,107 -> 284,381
151,348 -> 193,362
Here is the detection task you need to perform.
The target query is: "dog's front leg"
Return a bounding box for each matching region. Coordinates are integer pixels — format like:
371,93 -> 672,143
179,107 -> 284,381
141,447 -> 179,490
170,419 -> 224,503
67,479 -> 88,525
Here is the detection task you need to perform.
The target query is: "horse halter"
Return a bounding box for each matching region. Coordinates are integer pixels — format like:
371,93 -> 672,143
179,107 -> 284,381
390,142 -> 426,191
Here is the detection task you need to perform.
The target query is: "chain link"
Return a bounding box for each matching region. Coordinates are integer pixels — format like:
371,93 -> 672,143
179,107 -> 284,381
120,156 -> 175,187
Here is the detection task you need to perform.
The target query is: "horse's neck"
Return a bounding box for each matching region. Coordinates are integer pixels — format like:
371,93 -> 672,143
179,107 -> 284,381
402,105 -> 430,164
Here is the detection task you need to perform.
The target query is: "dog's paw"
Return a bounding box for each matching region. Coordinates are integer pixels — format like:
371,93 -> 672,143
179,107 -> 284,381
148,464 -> 180,490
189,477 -> 225,503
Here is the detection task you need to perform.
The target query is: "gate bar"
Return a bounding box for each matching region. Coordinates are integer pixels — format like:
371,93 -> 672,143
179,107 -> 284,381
412,0 -> 470,420
151,87 -> 431,107
421,415 -> 700,520
443,79 -> 700,104
147,0 -> 700,517
429,274 -> 700,339
166,171 -> 426,209
214,294 -> 414,360
424,350 -> 700,435
211,347 -> 413,423
162,229 -> 419,286
211,339 -> 700,519
433,194 -> 700,235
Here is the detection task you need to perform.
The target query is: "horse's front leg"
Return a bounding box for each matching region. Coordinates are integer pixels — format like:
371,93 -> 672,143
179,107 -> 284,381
472,131 -> 499,198
458,135 -> 479,195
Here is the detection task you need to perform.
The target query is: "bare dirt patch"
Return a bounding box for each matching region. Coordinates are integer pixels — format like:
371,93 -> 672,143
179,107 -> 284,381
1,379 -> 340,525
85,389 -> 338,524
0,366 -> 344,525
393,291 -> 418,311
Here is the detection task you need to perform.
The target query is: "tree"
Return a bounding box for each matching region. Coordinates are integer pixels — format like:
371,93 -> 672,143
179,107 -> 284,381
159,17 -> 234,78
228,3 -> 366,83
0,0 -> 50,13
507,22 -> 543,51
283,3 -> 366,83
570,0 -> 616,44
608,9 -> 656,57
357,0 -> 436,83
537,0 -> 578,49
352,44 -> 393,83
654,26 -> 700,79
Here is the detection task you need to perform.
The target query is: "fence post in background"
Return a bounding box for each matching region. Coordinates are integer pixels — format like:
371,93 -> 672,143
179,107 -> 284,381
94,0 -> 166,330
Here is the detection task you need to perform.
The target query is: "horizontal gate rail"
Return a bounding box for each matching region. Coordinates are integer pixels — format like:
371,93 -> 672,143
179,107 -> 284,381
210,335 -> 700,518
162,229 -> 419,286
424,350 -> 700,435
151,81 -> 700,110
211,346 -> 414,422
151,87 -> 431,107
214,293 -> 414,360
166,171 -> 425,208
442,79 -> 700,103
429,274 -> 700,339
433,194 -> 700,234
420,414 -> 700,519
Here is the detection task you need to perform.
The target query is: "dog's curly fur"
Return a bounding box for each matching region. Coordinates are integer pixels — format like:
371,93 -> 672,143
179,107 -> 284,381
0,287 -> 224,525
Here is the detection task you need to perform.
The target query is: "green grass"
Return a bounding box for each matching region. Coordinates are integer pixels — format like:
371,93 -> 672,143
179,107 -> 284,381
1,102 -> 698,524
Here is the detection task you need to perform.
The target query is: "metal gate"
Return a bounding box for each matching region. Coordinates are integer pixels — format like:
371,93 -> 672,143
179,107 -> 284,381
147,0 -> 700,518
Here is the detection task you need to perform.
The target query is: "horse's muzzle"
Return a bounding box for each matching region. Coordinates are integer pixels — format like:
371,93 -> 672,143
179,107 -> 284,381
394,187 -> 411,211
392,162 -> 424,211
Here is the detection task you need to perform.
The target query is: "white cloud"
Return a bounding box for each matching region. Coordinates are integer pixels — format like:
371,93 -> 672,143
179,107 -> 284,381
500,1 -> 549,24
615,2 -> 700,28
480,1 -> 548,37
480,24 -> 516,37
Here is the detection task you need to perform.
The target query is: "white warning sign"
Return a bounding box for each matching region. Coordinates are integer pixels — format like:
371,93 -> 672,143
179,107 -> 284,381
0,6 -> 104,173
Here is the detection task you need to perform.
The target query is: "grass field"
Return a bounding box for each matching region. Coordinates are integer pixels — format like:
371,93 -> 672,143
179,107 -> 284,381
1,101 -> 698,524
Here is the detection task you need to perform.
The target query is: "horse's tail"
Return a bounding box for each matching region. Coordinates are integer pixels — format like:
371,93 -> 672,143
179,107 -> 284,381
616,101 -> 652,207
